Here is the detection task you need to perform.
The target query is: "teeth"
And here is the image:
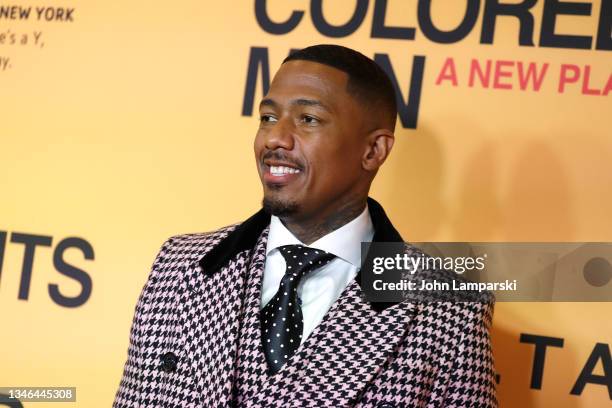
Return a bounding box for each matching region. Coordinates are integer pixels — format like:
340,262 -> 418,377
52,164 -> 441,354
270,165 -> 300,176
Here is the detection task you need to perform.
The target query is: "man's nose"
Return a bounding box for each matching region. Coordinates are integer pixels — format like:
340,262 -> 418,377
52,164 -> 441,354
264,117 -> 295,151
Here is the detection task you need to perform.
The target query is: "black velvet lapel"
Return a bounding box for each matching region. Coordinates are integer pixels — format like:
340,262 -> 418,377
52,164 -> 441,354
358,197 -> 404,312
198,196 -> 404,311
199,207 -> 270,277
367,197 -> 403,243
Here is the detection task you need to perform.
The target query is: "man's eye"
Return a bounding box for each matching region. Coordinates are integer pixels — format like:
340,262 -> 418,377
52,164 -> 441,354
260,115 -> 277,123
301,115 -> 319,124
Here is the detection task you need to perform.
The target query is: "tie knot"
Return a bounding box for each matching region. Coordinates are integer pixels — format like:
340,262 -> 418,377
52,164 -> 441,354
277,245 -> 335,279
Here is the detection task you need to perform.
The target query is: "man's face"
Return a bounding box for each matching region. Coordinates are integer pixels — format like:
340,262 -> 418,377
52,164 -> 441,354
254,60 -> 369,222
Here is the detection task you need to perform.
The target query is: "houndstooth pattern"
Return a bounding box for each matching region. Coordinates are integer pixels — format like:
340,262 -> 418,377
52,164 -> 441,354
233,226 -> 270,403
113,224 -> 497,407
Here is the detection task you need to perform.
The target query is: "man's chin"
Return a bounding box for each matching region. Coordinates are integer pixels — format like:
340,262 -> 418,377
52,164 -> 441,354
262,196 -> 299,217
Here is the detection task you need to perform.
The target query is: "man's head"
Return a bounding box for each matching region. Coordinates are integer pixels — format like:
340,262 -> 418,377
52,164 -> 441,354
254,44 -> 397,226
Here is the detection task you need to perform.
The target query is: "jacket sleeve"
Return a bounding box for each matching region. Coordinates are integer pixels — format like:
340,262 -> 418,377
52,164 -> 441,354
442,299 -> 498,408
112,236 -> 176,408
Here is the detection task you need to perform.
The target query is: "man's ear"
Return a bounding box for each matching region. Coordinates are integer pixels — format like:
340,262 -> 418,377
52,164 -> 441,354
362,128 -> 395,171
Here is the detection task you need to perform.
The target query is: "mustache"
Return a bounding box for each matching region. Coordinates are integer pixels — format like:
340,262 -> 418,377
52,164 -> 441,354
262,151 -> 304,170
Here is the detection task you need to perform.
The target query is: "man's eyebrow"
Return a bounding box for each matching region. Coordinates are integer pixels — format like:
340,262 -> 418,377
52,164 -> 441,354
259,97 -> 332,112
259,98 -> 277,109
292,98 -> 331,112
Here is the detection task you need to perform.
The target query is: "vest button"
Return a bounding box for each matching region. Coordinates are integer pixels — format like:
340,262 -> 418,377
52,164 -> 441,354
160,351 -> 178,373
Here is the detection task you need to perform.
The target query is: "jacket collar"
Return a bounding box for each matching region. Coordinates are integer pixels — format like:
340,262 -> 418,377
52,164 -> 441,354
199,196 -> 404,311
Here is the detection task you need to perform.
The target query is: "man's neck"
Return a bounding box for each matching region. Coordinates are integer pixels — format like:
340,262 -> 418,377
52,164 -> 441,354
279,199 -> 367,245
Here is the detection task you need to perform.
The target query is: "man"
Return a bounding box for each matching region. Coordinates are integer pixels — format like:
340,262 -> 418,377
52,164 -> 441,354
113,45 -> 497,407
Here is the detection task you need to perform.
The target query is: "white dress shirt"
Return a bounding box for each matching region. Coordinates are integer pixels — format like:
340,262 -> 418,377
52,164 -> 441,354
261,204 -> 375,345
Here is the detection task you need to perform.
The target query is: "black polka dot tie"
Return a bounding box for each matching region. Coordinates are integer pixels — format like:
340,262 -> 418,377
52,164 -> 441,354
261,244 -> 335,374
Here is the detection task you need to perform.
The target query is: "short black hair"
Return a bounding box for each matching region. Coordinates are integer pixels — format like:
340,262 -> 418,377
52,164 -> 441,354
283,44 -> 397,130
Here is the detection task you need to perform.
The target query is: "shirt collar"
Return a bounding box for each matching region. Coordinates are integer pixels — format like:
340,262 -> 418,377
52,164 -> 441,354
265,204 -> 374,267
198,197 -> 404,312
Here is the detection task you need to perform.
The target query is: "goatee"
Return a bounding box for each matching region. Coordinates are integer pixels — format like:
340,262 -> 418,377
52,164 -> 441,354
262,197 -> 299,217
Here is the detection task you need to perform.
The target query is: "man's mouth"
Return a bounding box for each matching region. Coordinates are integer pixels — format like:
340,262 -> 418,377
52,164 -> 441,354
262,161 -> 303,185
269,165 -> 301,177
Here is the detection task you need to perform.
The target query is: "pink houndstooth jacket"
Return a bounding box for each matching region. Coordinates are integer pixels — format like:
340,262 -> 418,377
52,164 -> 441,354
113,198 -> 497,407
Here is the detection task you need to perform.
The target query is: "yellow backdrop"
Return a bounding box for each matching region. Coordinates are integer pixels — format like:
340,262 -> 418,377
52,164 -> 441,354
1,0 -> 610,406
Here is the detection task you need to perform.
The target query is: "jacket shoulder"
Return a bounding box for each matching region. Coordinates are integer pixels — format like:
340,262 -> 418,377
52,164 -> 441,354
164,223 -> 239,249
147,223 -> 241,278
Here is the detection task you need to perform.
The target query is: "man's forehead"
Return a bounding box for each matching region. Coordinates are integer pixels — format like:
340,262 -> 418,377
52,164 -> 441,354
270,60 -> 349,94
